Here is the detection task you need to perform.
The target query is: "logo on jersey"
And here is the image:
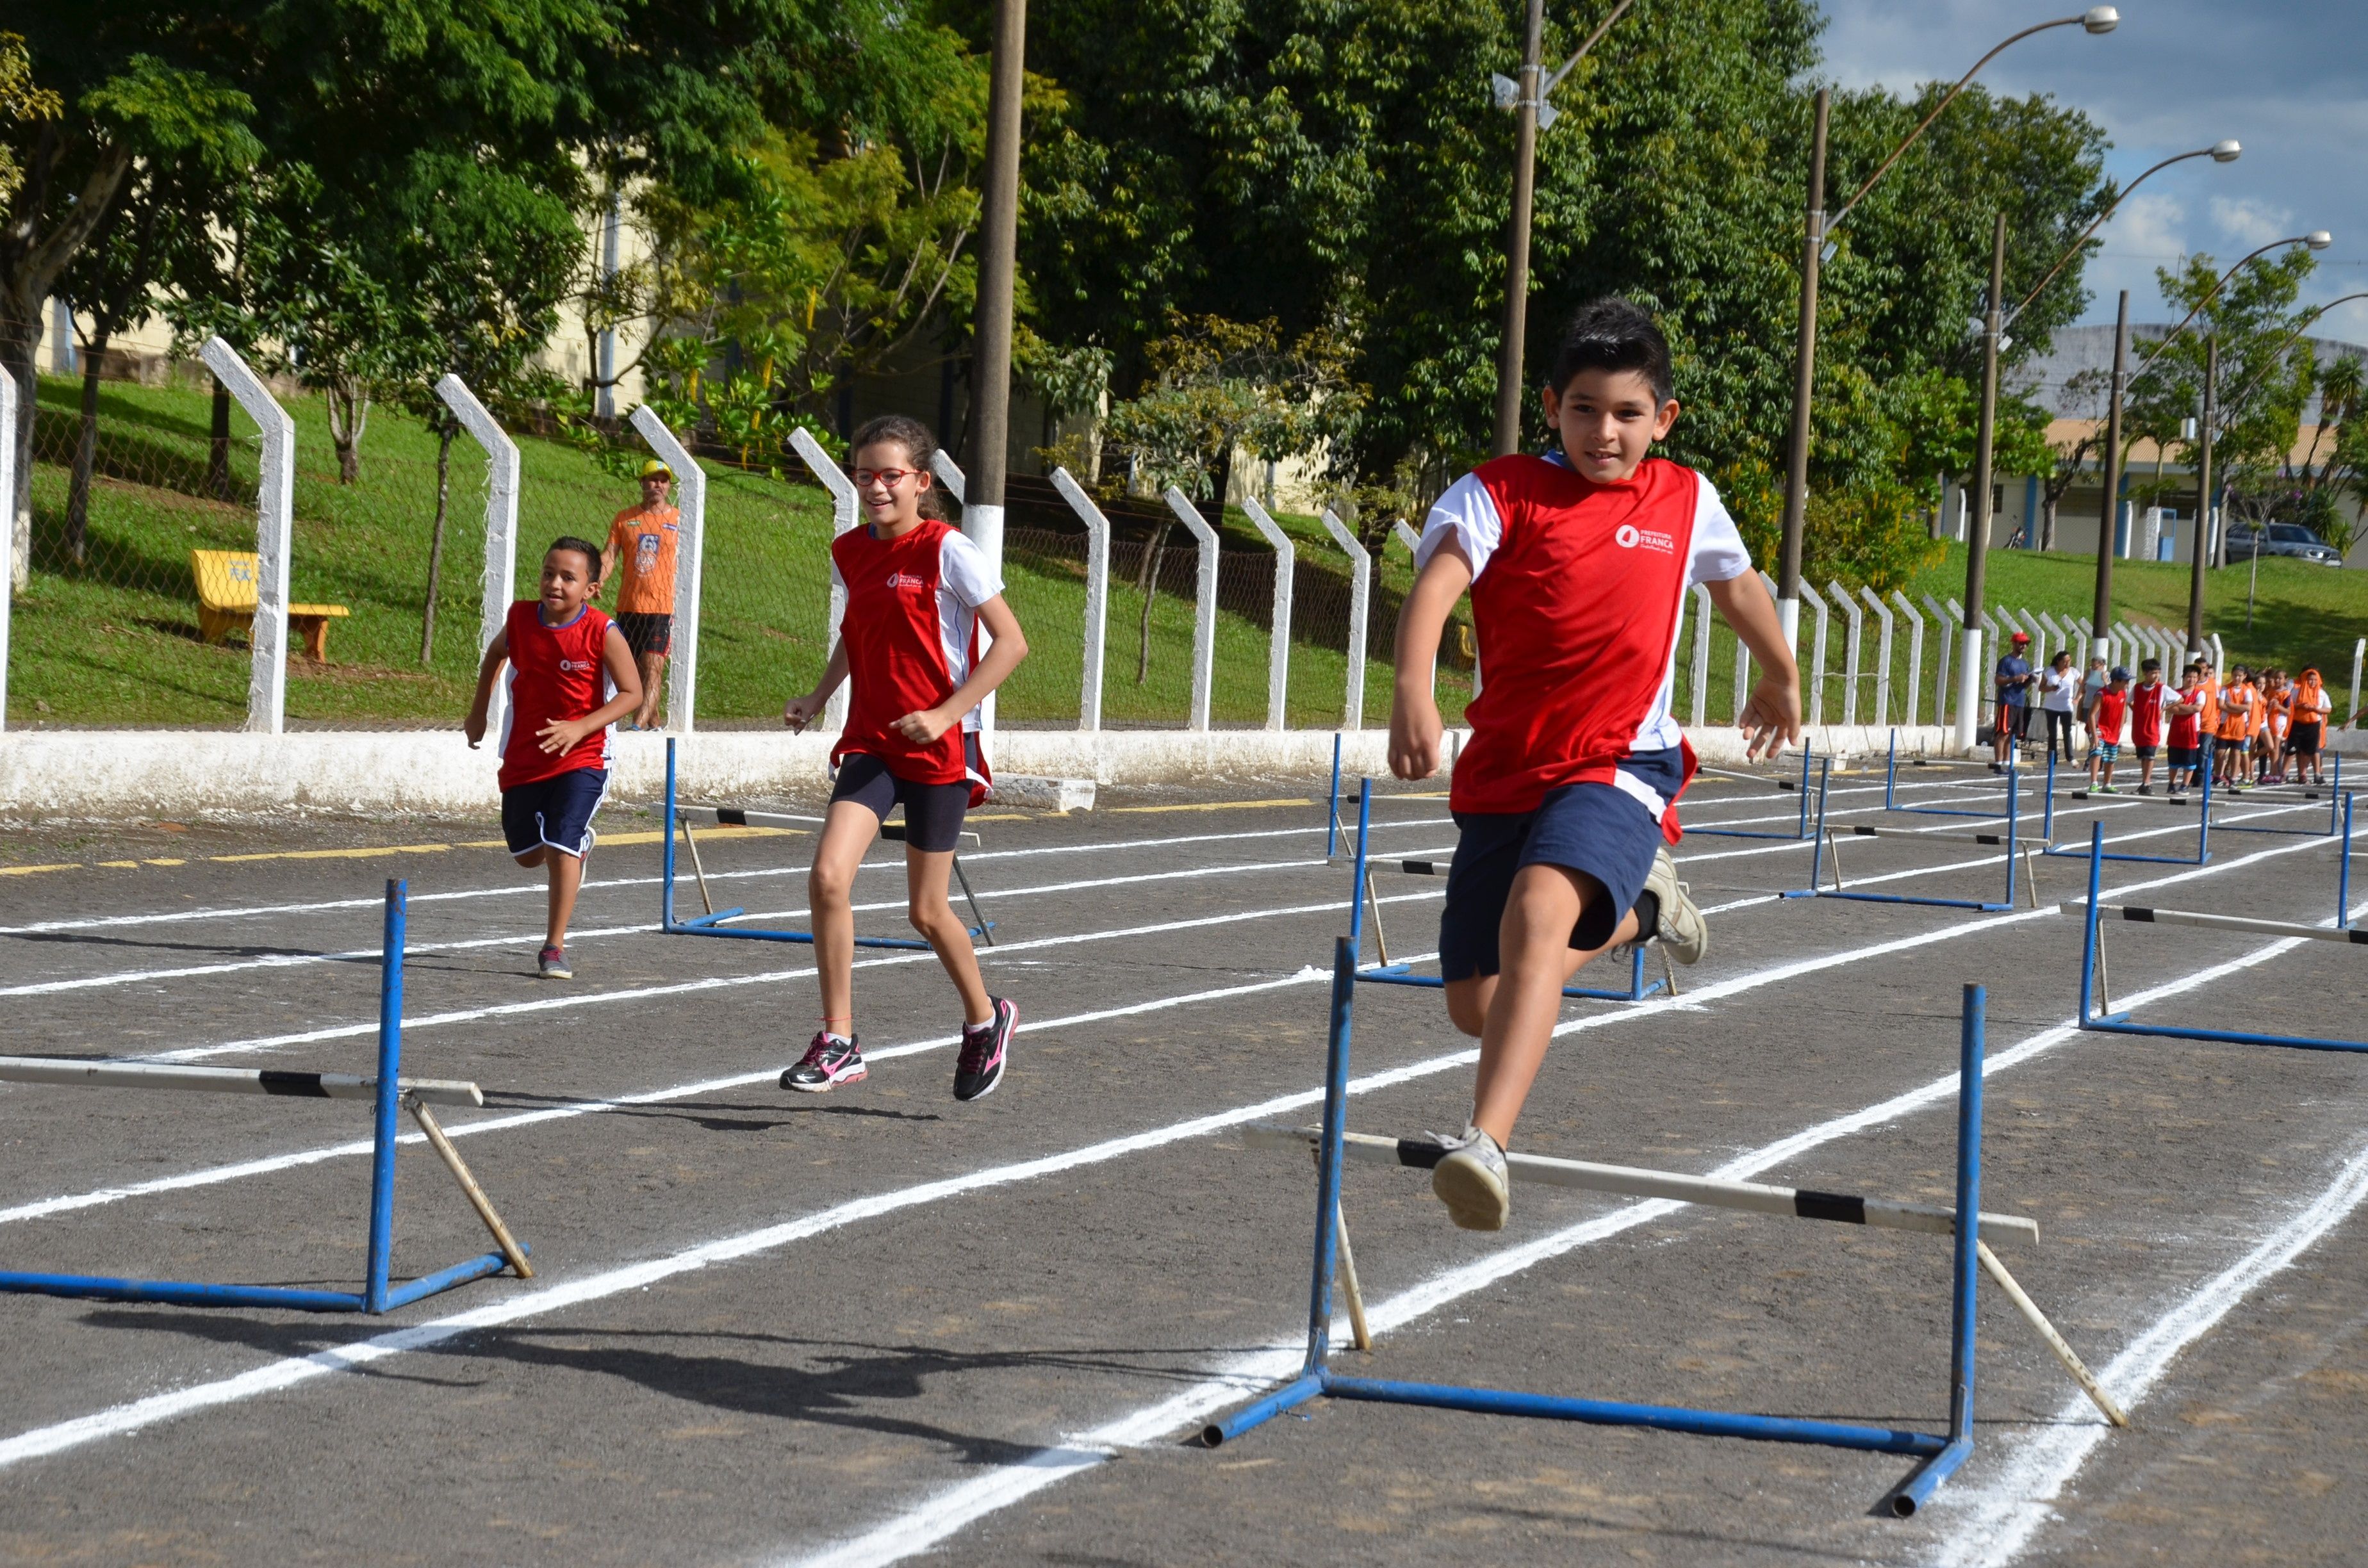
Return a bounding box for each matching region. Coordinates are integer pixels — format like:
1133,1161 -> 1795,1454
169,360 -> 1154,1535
559,657 -> 595,672
636,534 -> 661,566
1614,523 -> 1675,554
885,571 -> 928,590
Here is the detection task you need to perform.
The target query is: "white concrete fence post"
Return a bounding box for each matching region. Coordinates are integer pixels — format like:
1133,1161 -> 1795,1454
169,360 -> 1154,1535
0,369 -> 13,731
1921,593 -> 1953,730
1859,585 -> 1893,726
1050,466 -> 1111,732
1162,486 -> 1221,731
1798,578 -> 1830,726
1689,582 -> 1712,727
1827,578 -> 1862,726
434,374 -> 518,742
629,406 -> 703,734
1891,591 -> 1923,728
2349,637 -> 2365,726
925,450 -> 1002,737
1241,498 -> 1295,731
1388,519 -> 1443,699
790,427 -> 859,731
1322,507 -> 1370,730
199,337 -> 293,735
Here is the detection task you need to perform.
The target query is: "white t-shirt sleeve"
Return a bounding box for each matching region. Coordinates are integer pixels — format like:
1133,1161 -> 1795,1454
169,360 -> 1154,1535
1687,475 -> 1752,587
937,530 -> 1005,607
1415,472 -> 1502,580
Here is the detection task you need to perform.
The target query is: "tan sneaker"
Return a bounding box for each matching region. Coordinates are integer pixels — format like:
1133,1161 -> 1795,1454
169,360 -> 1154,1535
1431,1125 -> 1511,1231
1643,846 -> 1706,965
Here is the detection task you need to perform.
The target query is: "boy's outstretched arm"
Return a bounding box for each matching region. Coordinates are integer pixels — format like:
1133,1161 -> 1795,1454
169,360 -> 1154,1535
465,628 -> 509,748
1389,539 -> 1473,780
1706,571 -> 1802,760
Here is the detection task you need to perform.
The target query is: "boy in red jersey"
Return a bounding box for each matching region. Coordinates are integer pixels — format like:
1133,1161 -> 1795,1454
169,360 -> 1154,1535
465,537 -> 643,979
1389,298 -> 1802,1230
2165,662 -> 2205,796
2088,667 -> 2130,792
2129,658 -> 2166,794
780,416 -> 1029,1102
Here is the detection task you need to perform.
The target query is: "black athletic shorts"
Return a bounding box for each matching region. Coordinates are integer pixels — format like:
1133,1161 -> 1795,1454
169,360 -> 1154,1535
829,734 -> 982,852
2292,722 -> 2323,756
617,610 -> 671,658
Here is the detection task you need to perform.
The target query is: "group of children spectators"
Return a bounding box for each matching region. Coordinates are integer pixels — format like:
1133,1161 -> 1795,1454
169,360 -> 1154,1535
1994,633 -> 2335,796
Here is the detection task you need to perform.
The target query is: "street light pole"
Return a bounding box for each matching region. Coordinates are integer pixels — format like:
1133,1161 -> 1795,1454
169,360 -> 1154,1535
1490,0 -> 1547,457
1955,213 -> 2008,751
2091,291 -> 2130,656
1775,89 -> 1827,649
2187,334 -> 2215,652
1773,6 -> 2119,645
2008,140 -> 2240,328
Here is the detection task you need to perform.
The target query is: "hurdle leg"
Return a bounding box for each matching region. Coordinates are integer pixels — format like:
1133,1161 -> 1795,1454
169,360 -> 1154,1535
1889,982 -> 1986,1515
1365,867 -> 1392,967
2022,842 -> 2043,909
1327,733 -> 1344,860
407,1097 -> 535,1279
1975,1241 -> 2124,1426
1659,943 -> 1680,999
1311,1150 -> 1373,1353
678,815 -> 717,917
364,879 -> 405,1315
951,855 -> 996,946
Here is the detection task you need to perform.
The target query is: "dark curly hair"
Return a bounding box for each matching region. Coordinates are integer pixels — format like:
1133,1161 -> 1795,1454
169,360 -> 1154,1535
1547,297 -> 1673,405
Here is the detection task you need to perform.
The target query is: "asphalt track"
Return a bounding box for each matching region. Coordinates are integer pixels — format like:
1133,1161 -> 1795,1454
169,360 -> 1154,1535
3,758 -> 2365,1566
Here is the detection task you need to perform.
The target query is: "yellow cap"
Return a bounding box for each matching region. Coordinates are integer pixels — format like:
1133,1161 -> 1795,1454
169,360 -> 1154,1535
639,459 -> 673,481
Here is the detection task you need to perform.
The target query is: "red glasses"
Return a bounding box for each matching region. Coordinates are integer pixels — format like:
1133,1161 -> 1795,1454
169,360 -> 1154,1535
852,467 -> 919,489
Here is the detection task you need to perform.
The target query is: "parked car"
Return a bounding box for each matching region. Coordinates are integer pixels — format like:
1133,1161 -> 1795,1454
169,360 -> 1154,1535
2224,521 -> 2344,565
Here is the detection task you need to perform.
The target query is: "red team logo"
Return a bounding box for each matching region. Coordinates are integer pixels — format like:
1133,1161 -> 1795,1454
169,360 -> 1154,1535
885,571 -> 927,590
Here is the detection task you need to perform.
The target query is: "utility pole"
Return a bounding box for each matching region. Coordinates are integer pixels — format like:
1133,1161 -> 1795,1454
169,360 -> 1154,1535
2091,291 -> 2130,656
1775,90 -> 1829,648
1955,213 -> 2007,751
967,0 -> 1026,730
1490,0 -> 1548,457
2187,334 -> 2216,651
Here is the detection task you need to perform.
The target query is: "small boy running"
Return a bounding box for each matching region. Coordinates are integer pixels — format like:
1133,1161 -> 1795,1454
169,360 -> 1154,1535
780,415 -> 1028,1102
1388,298 -> 1801,1232
2088,667 -> 2130,792
2129,658 -> 2166,794
465,537 -> 644,979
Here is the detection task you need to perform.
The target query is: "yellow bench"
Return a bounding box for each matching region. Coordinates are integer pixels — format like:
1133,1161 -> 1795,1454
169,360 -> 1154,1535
191,551 -> 351,661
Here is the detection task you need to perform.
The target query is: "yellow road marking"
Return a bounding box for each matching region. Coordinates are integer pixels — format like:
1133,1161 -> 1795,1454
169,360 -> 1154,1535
210,843 -> 453,864
144,858 -> 186,867
1108,797 -> 1314,814
0,864 -> 82,878
97,860 -> 142,869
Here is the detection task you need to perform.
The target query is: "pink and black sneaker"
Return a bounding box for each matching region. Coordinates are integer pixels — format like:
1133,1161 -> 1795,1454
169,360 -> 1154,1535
953,998 -> 1016,1102
781,1032 -> 866,1093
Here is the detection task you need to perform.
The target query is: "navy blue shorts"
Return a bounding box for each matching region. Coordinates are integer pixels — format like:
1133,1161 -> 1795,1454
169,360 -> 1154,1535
503,768 -> 609,858
830,734 -> 982,853
1438,749 -> 1678,983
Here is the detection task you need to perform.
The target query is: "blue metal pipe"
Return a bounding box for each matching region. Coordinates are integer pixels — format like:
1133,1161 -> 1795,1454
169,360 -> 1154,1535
2341,792 -> 2354,929
663,737 -> 680,927
1354,967 -> 1668,1003
1346,780 -> 1373,963
1889,1435 -> 1975,1516
365,879 -> 404,1314
2214,749 -> 2344,838
664,923 -> 985,951
1690,740 -> 1821,840
2078,823 -> 2105,1025
1201,1372 -> 1327,1447
0,1272 -> 365,1312
1304,938 -> 1357,1372
2085,1018 -> 2368,1054
1326,733 -> 1342,858
1317,1376 -> 1948,1455
380,1249 -> 513,1309
1948,985 -> 1984,1445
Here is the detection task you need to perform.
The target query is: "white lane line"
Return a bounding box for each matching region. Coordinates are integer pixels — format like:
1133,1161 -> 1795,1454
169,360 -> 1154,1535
0,869 -> 2094,1469
0,968 -> 1340,1227
0,849 -> 1458,1000
0,820 -> 1439,940
780,876 -> 2363,1568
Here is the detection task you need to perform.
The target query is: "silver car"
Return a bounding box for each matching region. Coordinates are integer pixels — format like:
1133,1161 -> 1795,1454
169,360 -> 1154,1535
2224,522 -> 2344,565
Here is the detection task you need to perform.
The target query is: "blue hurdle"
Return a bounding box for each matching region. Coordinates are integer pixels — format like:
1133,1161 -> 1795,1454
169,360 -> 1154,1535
2075,810 -> 2367,1054
1340,778 -> 1668,1004
2207,751 -> 2346,838
0,880 -> 531,1314
1883,730 -> 2024,819
1686,739 -> 1821,840
1204,943 -> 2003,1517
660,737 -> 993,949
1785,756 -> 2034,911
2041,749 -> 2212,865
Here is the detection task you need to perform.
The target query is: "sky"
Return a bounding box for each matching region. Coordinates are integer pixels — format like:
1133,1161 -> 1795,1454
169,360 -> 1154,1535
1816,0 -> 2368,347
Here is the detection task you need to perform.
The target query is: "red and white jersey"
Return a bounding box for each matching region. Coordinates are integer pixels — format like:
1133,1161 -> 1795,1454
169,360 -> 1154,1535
2130,682 -> 2166,747
1417,452 -> 1752,829
498,600 -> 617,790
830,518 -> 1003,794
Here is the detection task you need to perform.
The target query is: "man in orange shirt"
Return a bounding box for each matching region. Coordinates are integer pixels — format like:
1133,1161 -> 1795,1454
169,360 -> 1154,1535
602,460 -> 681,730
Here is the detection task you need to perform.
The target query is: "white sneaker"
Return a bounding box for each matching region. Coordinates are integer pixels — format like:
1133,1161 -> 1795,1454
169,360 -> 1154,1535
1431,1125 -> 1511,1231
1643,846 -> 1706,965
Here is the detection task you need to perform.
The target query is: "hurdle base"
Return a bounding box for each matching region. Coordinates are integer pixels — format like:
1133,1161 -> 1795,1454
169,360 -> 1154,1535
663,918 -> 994,951
2043,844 -> 2208,865
0,1245 -> 523,1315
1779,889 -> 2014,912
1887,1435 -> 1975,1517
1357,965 -> 1668,1005
2081,1015 -> 2368,1054
1199,1371 -> 1328,1446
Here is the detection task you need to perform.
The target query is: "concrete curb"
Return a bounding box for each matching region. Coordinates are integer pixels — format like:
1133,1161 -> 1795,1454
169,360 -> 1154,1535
2,724 -> 1974,821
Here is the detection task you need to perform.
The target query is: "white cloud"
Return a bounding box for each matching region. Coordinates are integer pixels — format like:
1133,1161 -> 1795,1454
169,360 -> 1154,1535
2113,192 -> 2189,259
2208,195 -> 2295,248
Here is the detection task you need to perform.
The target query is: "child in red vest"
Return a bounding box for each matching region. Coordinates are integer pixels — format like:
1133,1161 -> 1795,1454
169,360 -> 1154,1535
2129,658 -> 2166,794
2166,662 -> 2205,796
465,537 -> 644,978
780,416 -> 1030,1102
2088,667 -> 2131,792
1388,298 -> 1802,1230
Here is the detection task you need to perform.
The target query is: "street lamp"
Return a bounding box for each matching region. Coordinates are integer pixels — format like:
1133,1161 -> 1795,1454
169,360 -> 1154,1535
1488,0 -> 1640,457
1774,6 -> 2117,647
1948,136 -> 2242,749
2092,230 -> 2332,661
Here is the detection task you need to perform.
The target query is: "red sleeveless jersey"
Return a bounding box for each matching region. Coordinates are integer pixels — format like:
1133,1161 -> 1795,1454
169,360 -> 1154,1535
498,600 -> 616,790
1425,454 -> 1749,833
830,519 -> 999,799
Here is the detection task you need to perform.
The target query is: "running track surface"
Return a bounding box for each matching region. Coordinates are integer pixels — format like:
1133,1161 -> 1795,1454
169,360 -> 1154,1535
3,764 -> 2366,1567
